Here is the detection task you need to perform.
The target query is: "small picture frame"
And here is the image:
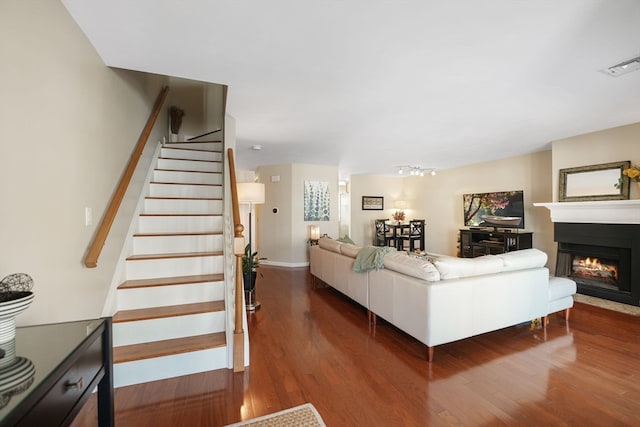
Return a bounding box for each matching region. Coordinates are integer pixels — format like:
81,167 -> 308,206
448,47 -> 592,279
362,196 -> 384,210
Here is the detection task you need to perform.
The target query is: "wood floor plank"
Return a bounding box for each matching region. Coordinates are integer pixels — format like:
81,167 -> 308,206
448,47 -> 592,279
72,266 -> 640,427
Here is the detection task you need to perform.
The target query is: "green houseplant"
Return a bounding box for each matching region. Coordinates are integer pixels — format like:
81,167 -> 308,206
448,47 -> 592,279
242,243 -> 266,311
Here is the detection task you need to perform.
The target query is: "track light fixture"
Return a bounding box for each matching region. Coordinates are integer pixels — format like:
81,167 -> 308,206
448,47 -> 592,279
396,166 -> 436,177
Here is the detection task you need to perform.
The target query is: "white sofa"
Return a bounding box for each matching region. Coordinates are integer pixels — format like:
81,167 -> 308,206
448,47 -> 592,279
309,238 -> 575,362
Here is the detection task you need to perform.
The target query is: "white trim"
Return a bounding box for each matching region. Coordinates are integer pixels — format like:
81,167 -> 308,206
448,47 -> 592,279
534,200 -> 640,224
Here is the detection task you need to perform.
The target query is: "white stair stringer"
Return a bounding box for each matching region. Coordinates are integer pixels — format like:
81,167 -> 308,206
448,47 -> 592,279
112,140 -> 230,388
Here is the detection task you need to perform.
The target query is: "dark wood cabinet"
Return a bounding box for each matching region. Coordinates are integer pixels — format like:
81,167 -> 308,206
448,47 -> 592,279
0,318 -> 113,427
459,229 -> 532,258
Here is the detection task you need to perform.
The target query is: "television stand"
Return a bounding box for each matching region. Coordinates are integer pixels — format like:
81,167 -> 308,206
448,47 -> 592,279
459,228 -> 532,258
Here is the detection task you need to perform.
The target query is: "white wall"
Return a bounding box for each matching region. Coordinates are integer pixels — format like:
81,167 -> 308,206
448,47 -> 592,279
0,1 -> 167,325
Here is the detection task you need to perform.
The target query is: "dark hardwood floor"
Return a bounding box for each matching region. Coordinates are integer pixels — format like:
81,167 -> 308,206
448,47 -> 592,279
72,266 -> 640,426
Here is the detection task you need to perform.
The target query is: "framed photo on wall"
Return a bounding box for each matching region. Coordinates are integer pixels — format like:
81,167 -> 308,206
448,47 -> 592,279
362,196 -> 384,210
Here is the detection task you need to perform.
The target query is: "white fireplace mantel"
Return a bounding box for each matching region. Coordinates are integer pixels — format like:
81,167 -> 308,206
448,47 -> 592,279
533,200 -> 640,224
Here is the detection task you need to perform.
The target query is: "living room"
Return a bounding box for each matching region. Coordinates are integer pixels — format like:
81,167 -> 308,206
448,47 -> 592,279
3,1 -> 640,425
255,123 -> 639,276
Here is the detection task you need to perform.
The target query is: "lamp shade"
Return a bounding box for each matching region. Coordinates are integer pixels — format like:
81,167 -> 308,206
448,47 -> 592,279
394,200 -> 408,210
309,225 -> 320,240
237,182 -> 265,204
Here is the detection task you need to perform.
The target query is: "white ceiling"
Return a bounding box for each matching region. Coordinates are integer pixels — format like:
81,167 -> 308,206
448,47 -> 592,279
62,0 -> 640,178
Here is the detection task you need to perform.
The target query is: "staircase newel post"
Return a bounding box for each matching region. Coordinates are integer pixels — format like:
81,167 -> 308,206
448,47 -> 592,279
228,148 -> 246,372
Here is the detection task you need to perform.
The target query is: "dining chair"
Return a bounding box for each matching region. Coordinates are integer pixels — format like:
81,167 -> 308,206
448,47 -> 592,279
374,219 -> 394,247
397,219 -> 425,252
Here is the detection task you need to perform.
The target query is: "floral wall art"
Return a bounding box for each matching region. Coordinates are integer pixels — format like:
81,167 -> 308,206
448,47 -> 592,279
304,181 -> 330,221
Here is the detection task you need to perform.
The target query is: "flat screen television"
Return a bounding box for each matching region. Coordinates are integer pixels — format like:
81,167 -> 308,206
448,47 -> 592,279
463,190 -> 525,229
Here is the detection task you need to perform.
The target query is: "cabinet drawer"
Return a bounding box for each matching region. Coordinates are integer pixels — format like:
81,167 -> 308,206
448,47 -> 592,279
17,338 -> 103,427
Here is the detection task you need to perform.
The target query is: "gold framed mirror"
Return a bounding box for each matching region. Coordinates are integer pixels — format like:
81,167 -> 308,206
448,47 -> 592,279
559,161 -> 630,202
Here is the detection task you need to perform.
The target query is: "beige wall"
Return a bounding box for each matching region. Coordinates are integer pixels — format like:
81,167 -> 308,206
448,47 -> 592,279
350,151 -> 555,269
0,1 -> 167,325
552,122 -> 640,201
256,164 -> 339,266
349,175 -> 405,247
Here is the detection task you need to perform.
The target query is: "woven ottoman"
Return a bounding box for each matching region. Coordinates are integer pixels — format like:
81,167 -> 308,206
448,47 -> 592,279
544,276 -> 576,327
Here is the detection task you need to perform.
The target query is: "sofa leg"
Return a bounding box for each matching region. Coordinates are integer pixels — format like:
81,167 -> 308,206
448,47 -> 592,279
426,346 -> 434,363
564,308 -> 571,322
542,315 -> 548,329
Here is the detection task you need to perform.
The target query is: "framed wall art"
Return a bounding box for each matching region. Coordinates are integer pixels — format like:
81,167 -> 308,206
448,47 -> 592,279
304,181 -> 330,221
362,196 -> 384,210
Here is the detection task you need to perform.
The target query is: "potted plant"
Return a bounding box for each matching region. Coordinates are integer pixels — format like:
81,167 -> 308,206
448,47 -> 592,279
242,244 -> 266,310
392,210 -> 405,224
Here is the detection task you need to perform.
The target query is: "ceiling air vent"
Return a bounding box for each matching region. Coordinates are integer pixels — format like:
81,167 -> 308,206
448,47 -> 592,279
601,55 -> 640,77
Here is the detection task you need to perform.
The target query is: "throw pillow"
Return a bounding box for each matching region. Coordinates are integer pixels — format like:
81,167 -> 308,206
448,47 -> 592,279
383,252 -> 441,281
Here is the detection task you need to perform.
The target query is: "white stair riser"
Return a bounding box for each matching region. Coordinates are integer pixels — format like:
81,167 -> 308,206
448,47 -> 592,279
113,311 -> 225,346
149,183 -> 222,199
144,198 -> 223,214
137,215 -> 222,234
114,346 -> 227,388
126,256 -> 223,280
163,142 -> 222,151
153,170 -> 222,185
160,148 -> 222,162
117,281 -> 225,310
133,234 -> 223,255
157,158 -> 222,173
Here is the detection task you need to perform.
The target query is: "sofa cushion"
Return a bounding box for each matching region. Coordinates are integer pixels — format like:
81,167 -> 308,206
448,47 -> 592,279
548,276 -> 577,301
318,237 -> 342,253
340,243 -> 362,258
496,248 -> 548,271
383,252 -> 441,282
434,255 -> 504,280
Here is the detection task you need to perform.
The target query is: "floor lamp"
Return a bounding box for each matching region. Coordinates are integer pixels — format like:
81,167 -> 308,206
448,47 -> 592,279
237,182 -> 265,311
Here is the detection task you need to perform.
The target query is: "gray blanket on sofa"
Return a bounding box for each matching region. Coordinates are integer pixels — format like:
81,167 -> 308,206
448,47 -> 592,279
353,246 -> 396,273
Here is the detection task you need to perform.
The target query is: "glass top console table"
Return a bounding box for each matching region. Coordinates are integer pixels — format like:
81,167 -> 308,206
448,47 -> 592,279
0,318 -> 113,427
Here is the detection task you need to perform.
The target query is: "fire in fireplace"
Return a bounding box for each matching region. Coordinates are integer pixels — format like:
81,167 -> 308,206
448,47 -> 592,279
571,256 -> 619,290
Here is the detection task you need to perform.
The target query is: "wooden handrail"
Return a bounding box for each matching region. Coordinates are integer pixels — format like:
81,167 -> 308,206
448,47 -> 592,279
84,86 -> 170,268
227,148 -> 246,372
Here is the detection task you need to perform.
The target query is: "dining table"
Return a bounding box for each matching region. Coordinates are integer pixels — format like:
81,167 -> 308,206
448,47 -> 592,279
387,222 -> 412,251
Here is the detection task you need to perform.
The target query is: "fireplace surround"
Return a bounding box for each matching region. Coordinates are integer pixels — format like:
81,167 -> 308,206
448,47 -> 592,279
534,200 -> 640,307
554,223 -> 638,305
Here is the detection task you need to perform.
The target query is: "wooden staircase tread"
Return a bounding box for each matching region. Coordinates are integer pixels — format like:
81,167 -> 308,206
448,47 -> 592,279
113,301 -> 225,323
118,273 -> 224,289
150,181 -> 222,187
145,196 -> 222,201
139,213 -> 222,217
161,146 -> 223,151
155,168 -> 221,174
126,251 -> 223,261
158,157 -> 222,163
133,231 -> 222,237
113,332 -> 226,364
163,140 -> 222,145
